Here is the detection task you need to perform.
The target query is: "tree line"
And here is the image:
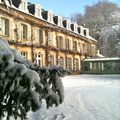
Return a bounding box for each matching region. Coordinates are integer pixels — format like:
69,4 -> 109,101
71,0 -> 120,57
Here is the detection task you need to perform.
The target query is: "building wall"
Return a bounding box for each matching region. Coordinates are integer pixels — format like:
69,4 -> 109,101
0,2 -> 98,73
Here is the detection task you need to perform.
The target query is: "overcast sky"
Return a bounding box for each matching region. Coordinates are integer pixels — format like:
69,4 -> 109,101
29,0 -> 120,18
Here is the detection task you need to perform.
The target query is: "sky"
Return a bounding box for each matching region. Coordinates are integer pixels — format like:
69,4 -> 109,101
29,0 -> 120,18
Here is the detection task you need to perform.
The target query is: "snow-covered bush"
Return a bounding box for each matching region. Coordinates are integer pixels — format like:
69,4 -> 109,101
0,39 -> 67,120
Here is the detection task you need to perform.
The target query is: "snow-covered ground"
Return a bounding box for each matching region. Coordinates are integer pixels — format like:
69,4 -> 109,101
28,75 -> 120,120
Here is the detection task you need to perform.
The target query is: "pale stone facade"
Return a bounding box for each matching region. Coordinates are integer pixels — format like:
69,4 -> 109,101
0,0 -> 97,73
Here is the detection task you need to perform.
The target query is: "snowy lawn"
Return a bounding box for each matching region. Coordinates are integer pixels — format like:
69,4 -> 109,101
28,75 -> 120,120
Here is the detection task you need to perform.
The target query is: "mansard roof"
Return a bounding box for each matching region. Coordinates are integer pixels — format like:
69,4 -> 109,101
0,0 -> 97,42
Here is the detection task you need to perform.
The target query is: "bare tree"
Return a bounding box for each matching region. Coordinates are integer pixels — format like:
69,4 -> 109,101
71,0 -> 120,57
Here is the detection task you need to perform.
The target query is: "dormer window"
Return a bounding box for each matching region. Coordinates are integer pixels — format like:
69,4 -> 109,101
84,30 -> 86,36
49,13 -> 53,22
42,11 -> 54,23
22,1 -> 26,10
83,28 -> 90,37
74,25 -> 78,33
67,22 -> 70,30
28,3 -> 42,18
78,26 -> 84,36
78,27 -> 81,34
59,18 -> 63,26
71,23 -> 78,33
63,20 -> 71,30
19,0 -> 28,13
47,12 -> 54,23
36,8 -> 40,16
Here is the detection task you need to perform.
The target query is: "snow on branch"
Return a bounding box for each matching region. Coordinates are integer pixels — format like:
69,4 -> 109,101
0,39 -> 68,120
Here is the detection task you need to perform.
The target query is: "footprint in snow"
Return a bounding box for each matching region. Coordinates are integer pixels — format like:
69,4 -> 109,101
54,113 -> 66,120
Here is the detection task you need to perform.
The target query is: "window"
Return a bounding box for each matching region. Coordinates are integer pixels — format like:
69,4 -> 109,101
80,44 -> 83,54
34,53 -> 43,67
49,13 -> 53,22
0,17 -> 9,36
65,38 -> 70,50
78,42 -> 81,52
59,18 -> 62,26
83,44 -> 87,53
22,1 -> 26,11
21,24 -> 27,39
48,32 -> 53,45
21,51 -> 28,59
78,27 -> 81,34
57,36 -> 63,49
38,29 -> 43,44
74,26 -> 77,32
67,22 -> 70,30
92,45 -> 96,55
85,44 -> 87,53
73,41 -> 77,51
84,30 -> 86,36
36,8 -> 40,17
87,43 -> 91,54
66,57 -> 72,70
73,58 -> 79,71
48,55 -> 54,67
58,56 -> 64,67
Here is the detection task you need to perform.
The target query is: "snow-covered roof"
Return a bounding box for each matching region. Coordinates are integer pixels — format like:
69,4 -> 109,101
84,57 -> 120,62
87,36 -> 98,42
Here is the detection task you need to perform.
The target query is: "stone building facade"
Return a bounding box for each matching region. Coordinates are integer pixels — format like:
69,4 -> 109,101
0,0 -> 97,73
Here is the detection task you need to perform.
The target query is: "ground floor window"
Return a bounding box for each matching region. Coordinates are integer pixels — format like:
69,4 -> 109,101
34,53 -> 43,67
48,55 -> 54,67
73,58 -> 79,71
21,51 -> 28,59
66,57 -> 72,70
58,56 -> 64,67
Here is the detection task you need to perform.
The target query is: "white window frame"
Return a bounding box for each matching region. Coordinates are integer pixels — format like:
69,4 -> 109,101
21,23 -> 27,39
0,17 -> 9,36
35,53 -> 43,67
21,51 -> 28,59
48,32 -> 53,45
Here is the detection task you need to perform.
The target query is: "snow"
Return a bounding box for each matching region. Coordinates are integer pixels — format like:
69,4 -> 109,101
84,57 -> 120,61
27,75 -> 120,120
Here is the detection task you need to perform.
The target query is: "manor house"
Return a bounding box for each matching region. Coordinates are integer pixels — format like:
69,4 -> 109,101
0,0 -> 97,73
